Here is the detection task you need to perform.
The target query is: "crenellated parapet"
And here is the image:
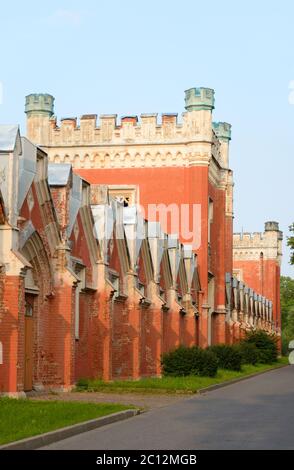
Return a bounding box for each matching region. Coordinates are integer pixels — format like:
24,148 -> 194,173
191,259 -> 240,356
30,109 -> 214,146
24,88 -> 232,184
25,88 -> 216,146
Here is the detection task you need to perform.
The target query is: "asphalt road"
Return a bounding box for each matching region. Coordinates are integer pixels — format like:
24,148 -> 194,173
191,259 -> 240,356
42,366 -> 294,450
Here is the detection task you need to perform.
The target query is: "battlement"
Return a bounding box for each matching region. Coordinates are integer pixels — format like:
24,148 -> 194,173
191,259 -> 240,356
24,87 -> 228,149
35,110 -> 190,133
233,222 -> 282,244
24,87 -> 233,178
233,232 -> 264,243
233,221 -> 283,263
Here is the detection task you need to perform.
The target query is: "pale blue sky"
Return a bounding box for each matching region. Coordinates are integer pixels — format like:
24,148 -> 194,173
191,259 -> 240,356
0,0 -> 293,275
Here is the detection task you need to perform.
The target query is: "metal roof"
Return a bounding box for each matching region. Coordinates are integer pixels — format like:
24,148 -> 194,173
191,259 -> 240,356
67,173 -> 82,237
18,138 -> 37,210
48,163 -> 72,186
0,125 -> 19,152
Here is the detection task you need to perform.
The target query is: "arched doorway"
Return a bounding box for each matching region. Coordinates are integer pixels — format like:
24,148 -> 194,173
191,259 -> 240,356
21,231 -> 53,391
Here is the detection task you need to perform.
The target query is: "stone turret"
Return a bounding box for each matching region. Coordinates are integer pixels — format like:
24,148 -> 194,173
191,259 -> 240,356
184,87 -> 215,111
264,221 -> 283,266
183,87 -> 215,149
25,93 -> 54,117
212,122 -> 232,168
25,93 -> 55,146
265,221 -> 280,232
212,122 -> 231,141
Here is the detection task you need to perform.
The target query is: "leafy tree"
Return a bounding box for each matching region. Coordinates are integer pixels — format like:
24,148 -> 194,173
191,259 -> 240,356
280,275 -> 294,354
288,223 -> 294,265
280,276 -> 294,325
282,309 -> 294,354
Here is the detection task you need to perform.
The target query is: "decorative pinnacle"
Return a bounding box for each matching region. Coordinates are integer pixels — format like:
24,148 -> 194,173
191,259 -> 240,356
25,93 -> 55,116
212,122 -> 232,141
184,87 -> 215,112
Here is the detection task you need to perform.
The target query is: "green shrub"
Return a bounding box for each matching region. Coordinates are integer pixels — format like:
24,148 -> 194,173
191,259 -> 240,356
76,377 -> 90,389
161,346 -> 194,377
208,344 -> 242,371
236,342 -> 259,365
199,350 -> 219,377
161,346 -> 218,378
243,330 -> 278,364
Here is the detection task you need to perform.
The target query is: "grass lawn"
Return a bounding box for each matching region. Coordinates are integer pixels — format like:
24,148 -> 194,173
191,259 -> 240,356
0,399 -> 132,445
76,358 -> 289,394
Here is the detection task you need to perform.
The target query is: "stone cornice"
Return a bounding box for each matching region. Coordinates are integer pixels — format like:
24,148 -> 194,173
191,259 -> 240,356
44,143 -> 216,169
41,138 -> 215,149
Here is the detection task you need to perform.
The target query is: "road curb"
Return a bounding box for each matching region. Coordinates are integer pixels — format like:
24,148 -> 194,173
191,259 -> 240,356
0,409 -> 140,450
198,364 -> 289,394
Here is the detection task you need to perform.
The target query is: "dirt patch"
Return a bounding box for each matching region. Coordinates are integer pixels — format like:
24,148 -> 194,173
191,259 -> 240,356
28,391 -> 186,410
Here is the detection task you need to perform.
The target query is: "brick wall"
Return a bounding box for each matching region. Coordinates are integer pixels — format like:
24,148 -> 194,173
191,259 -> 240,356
0,275 -> 24,393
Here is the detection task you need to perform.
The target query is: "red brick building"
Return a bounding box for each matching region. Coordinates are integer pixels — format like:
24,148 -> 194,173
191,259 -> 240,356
0,88 -> 282,395
233,223 -> 283,334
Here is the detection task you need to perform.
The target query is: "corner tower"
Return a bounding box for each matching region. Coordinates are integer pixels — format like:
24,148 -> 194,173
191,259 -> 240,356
212,122 -> 232,168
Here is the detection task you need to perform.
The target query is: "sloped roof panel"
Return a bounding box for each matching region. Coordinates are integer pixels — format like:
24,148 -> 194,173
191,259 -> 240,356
48,163 -> 72,186
0,125 -> 19,152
